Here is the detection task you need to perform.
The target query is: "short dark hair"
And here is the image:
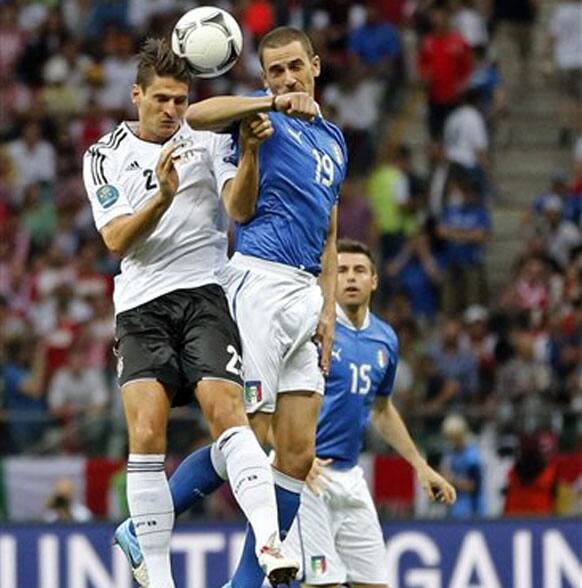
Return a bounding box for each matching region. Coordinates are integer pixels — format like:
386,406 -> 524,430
258,27 -> 314,66
135,38 -> 191,90
337,239 -> 377,273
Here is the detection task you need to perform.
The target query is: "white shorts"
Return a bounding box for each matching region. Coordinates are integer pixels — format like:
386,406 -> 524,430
285,464 -> 389,585
221,253 -> 325,413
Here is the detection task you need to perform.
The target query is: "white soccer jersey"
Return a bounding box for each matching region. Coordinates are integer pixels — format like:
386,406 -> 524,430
82,121 -> 237,315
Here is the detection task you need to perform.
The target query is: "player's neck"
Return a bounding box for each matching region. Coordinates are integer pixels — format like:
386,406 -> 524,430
136,126 -> 164,143
341,304 -> 368,329
135,121 -> 176,144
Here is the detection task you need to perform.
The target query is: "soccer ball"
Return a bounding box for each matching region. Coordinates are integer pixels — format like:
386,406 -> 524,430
171,6 -> 243,78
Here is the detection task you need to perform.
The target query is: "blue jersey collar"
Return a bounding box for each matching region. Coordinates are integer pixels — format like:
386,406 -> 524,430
336,304 -> 370,331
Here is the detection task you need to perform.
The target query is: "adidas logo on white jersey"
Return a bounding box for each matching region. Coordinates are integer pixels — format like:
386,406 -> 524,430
125,160 -> 141,171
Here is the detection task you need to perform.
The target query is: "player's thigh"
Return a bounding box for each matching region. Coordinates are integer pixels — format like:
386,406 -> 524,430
272,391 -> 321,475
121,379 -> 172,454
180,284 -> 243,385
115,296 -> 181,453
285,487 -> 346,585
115,297 -> 183,401
336,478 -> 389,585
278,337 -> 325,399
349,583 -> 387,588
227,270 -> 285,413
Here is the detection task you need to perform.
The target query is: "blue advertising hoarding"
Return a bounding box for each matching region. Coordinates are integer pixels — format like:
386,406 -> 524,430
0,519 -> 580,588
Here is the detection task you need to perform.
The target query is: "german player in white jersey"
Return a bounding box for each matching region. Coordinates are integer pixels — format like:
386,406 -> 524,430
284,240 -> 456,587
82,39 -> 297,588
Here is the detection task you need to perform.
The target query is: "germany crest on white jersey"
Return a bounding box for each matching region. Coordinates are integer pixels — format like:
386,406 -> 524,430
82,121 -> 237,315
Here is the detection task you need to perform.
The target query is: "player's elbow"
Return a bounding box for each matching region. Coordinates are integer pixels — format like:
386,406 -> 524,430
185,104 -> 222,131
229,208 -> 254,224
371,409 -> 383,430
100,229 -> 128,258
223,198 -> 254,224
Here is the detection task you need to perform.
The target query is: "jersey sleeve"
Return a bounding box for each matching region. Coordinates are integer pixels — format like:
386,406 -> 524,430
377,335 -> 399,398
210,132 -> 238,197
83,148 -> 134,231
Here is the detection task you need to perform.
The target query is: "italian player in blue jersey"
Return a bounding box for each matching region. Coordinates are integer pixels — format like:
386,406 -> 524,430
283,239 -> 456,587
115,27 -> 345,587
186,27 -> 345,588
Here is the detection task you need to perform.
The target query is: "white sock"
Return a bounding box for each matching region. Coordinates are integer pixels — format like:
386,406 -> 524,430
216,426 -> 280,551
127,454 -> 175,588
210,441 -> 228,480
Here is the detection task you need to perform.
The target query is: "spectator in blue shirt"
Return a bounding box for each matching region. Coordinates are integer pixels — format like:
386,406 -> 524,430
440,414 -> 485,517
470,45 -> 507,125
349,3 -> 401,80
530,171 -> 581,226
426,317 -> 479,412
438,169 -> 491,314
2,337 -> 48,453
387,228 -> 446,322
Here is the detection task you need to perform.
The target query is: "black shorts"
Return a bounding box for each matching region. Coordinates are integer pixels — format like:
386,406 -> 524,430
114,284 -> 243,406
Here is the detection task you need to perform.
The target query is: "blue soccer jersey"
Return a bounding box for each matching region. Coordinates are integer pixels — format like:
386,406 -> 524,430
316,307 -> 399,469
233,92 -> 348,275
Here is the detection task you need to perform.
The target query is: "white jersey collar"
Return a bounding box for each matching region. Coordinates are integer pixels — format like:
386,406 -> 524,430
336,303 -> 370,331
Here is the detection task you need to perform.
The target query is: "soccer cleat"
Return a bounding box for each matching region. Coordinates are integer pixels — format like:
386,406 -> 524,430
257,534 -> 299,587
113,519 -> 149,587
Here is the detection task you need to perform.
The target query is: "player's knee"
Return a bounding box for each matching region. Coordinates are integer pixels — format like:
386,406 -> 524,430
130,419 -> 166,454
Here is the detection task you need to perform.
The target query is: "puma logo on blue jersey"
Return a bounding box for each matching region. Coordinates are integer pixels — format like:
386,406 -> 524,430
287,127 -> 303,144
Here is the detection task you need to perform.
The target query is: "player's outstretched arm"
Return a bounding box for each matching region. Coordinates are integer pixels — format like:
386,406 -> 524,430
314,206 -> 338,376
222,114 -> 273,222
372,397 -> 457,505
186,93 -> 318,131
100,144 -> 180,257
186,95 -> 273,131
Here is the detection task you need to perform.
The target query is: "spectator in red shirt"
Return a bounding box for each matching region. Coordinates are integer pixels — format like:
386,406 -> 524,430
418,5 -> 473,144
242,0 -> 275,45
504,433 -> 558,516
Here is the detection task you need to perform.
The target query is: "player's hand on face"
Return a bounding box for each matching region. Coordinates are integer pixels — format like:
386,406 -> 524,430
155,143 -> 180,201
306,457 -> 333,497
273,92 -> 318,122
314,307 -> 335,376
417,464 -> 457,505
240,113 -> 273,148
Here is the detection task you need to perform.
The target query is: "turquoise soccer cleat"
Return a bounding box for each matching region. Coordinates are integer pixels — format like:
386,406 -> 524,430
113,519 -> 149,587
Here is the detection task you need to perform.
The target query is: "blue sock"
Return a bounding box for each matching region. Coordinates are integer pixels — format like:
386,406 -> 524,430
169,444 -> 225,515
128,444 -> 225,537
231,470 -> 303,588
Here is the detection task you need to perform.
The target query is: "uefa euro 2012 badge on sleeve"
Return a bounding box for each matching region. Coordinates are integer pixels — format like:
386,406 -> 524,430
96,184 -> 120,209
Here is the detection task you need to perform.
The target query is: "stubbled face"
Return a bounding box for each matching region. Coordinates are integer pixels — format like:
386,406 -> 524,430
132,75 -> 189,142
261,41 -> 320,97
337,252 -> 377,310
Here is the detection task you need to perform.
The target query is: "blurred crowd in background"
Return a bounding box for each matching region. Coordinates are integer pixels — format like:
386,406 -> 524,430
0,0 -> 580,519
